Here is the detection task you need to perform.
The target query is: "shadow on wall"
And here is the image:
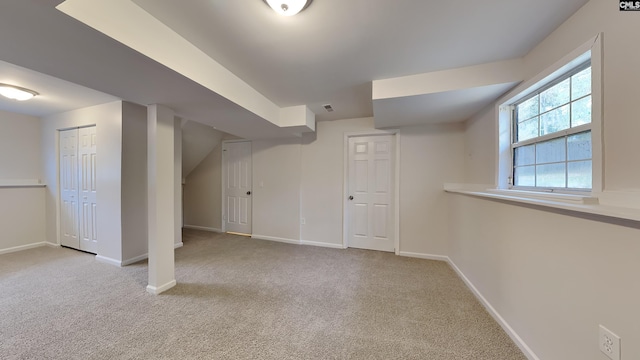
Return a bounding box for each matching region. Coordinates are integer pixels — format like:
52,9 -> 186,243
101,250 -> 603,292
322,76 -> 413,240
181,120 -> 224,181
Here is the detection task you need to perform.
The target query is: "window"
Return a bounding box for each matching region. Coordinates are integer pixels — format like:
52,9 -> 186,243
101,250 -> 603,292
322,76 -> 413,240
497,33 -> 602,195
511,62 -> 592,190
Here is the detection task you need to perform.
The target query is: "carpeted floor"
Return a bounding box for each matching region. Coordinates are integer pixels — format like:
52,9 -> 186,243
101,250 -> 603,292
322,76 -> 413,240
0,230 -> 526,359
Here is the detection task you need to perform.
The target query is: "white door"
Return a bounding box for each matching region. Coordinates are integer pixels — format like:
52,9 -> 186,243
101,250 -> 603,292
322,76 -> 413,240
59,126 -> 98,254
60,129 -> 79,249
223,141 -> 252,235
347,135 -> 395,252
78,126 -> 98,253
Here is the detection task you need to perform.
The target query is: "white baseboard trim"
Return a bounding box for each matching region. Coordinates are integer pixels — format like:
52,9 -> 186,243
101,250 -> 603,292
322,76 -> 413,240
146,279 -> 177,295
45,242 -> 60,248
447,258 -> 540,360
240,234 -> 348,250
300,240 -> 344,249
0,242 -> 48,255
95,255 -> 122,267
251,234 -> 300,245
121,253 -> 148,266
183,225 -> 222,233
398,251 -> 449,262
121,242 -> 185,266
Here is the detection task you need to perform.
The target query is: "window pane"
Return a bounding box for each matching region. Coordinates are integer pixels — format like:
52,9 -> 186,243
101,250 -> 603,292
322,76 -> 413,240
515,145 -> 535,166
517,117 -> 538,142
567,132 -> 592,161
540,105 -> 570,136
510,64 -> 593,191
568,160 -> 592,188
571,67 -> 591,100
537,163 -> 566,188
517,95 -> 539,121
536,137 -> 565,164
540,78 -> 570,112
514,166 -> 535,187
571,95 -> 591,127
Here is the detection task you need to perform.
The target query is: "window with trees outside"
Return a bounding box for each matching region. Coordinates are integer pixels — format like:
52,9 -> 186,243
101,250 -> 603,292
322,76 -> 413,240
511,61 -> 592,190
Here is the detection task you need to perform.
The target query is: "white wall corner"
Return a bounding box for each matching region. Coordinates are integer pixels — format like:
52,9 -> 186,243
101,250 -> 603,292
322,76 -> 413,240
95,255 -> 122,267
146,280 -> 176,295
183,225 -> 223,233
147,103 -> 177,292
280,105 -> 316,133
446,257 -> 540,360
398,251 -> 449,262
120,242 -> 184,267
251,234 -> 300,245
174,117 -> 183,246
121,253 -> 148,266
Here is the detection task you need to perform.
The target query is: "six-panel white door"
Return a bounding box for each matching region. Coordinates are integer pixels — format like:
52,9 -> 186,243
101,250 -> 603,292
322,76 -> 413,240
347,135 -> 395,252
78,126 -> 98,253
223,141 -> 252,235
60,129 -> 79,249
59,126 -> 98,254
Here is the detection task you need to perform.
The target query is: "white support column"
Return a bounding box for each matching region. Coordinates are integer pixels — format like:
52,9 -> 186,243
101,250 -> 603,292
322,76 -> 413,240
174,117 -> 183,248
147,104 -> 176,295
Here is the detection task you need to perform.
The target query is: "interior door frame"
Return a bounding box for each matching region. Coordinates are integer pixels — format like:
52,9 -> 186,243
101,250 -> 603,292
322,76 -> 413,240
343,129 -> 400,255
221,139 -> 252,233
56,124 -> 97,247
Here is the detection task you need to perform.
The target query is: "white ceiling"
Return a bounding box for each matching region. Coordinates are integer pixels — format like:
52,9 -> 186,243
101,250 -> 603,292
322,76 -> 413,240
131,0 -> 589,121
0,60 -> 119,117
373,82 -> 519,128
0,0 -> 590,138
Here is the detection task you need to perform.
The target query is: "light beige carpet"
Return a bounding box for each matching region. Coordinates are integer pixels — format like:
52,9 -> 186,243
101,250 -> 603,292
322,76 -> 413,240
0,230 -> 526,359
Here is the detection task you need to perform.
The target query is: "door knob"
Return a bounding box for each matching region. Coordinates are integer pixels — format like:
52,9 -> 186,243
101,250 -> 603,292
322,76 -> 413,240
348,195 -> 354,200
247,191 -> 251,195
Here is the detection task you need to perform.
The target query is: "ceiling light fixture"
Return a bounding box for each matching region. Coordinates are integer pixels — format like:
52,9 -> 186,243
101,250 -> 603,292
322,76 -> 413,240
264,0 -> 312,16
0,83 -> 39,101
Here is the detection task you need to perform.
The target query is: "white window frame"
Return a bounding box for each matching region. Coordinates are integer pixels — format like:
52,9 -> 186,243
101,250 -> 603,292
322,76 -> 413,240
511,61 -> 592,191
497,33 -> 603,195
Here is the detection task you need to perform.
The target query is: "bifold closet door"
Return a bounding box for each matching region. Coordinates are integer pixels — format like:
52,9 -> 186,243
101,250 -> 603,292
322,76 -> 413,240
59,126 -> 98,254
60,128 -> 79,249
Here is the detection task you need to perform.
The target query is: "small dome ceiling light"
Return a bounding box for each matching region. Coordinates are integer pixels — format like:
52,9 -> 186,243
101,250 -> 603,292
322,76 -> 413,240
0,83 -> 39,101
264,0 -> 312,16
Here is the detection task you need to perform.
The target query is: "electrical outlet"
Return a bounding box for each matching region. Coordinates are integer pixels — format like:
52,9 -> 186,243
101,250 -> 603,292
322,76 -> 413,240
300,218 -> 306,225
599,325 -> 620,360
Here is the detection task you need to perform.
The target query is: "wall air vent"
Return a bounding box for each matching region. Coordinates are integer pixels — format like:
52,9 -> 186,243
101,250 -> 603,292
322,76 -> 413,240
322,104 -> 334,112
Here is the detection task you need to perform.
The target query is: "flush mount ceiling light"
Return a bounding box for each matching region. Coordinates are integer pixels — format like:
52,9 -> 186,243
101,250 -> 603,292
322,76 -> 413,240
264,0 -> 312,16
0,83 -> 39,101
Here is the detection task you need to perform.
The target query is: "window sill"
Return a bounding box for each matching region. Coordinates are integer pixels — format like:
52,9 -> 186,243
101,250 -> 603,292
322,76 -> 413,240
444,183 -> 640,223
0,179 -> 45,188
